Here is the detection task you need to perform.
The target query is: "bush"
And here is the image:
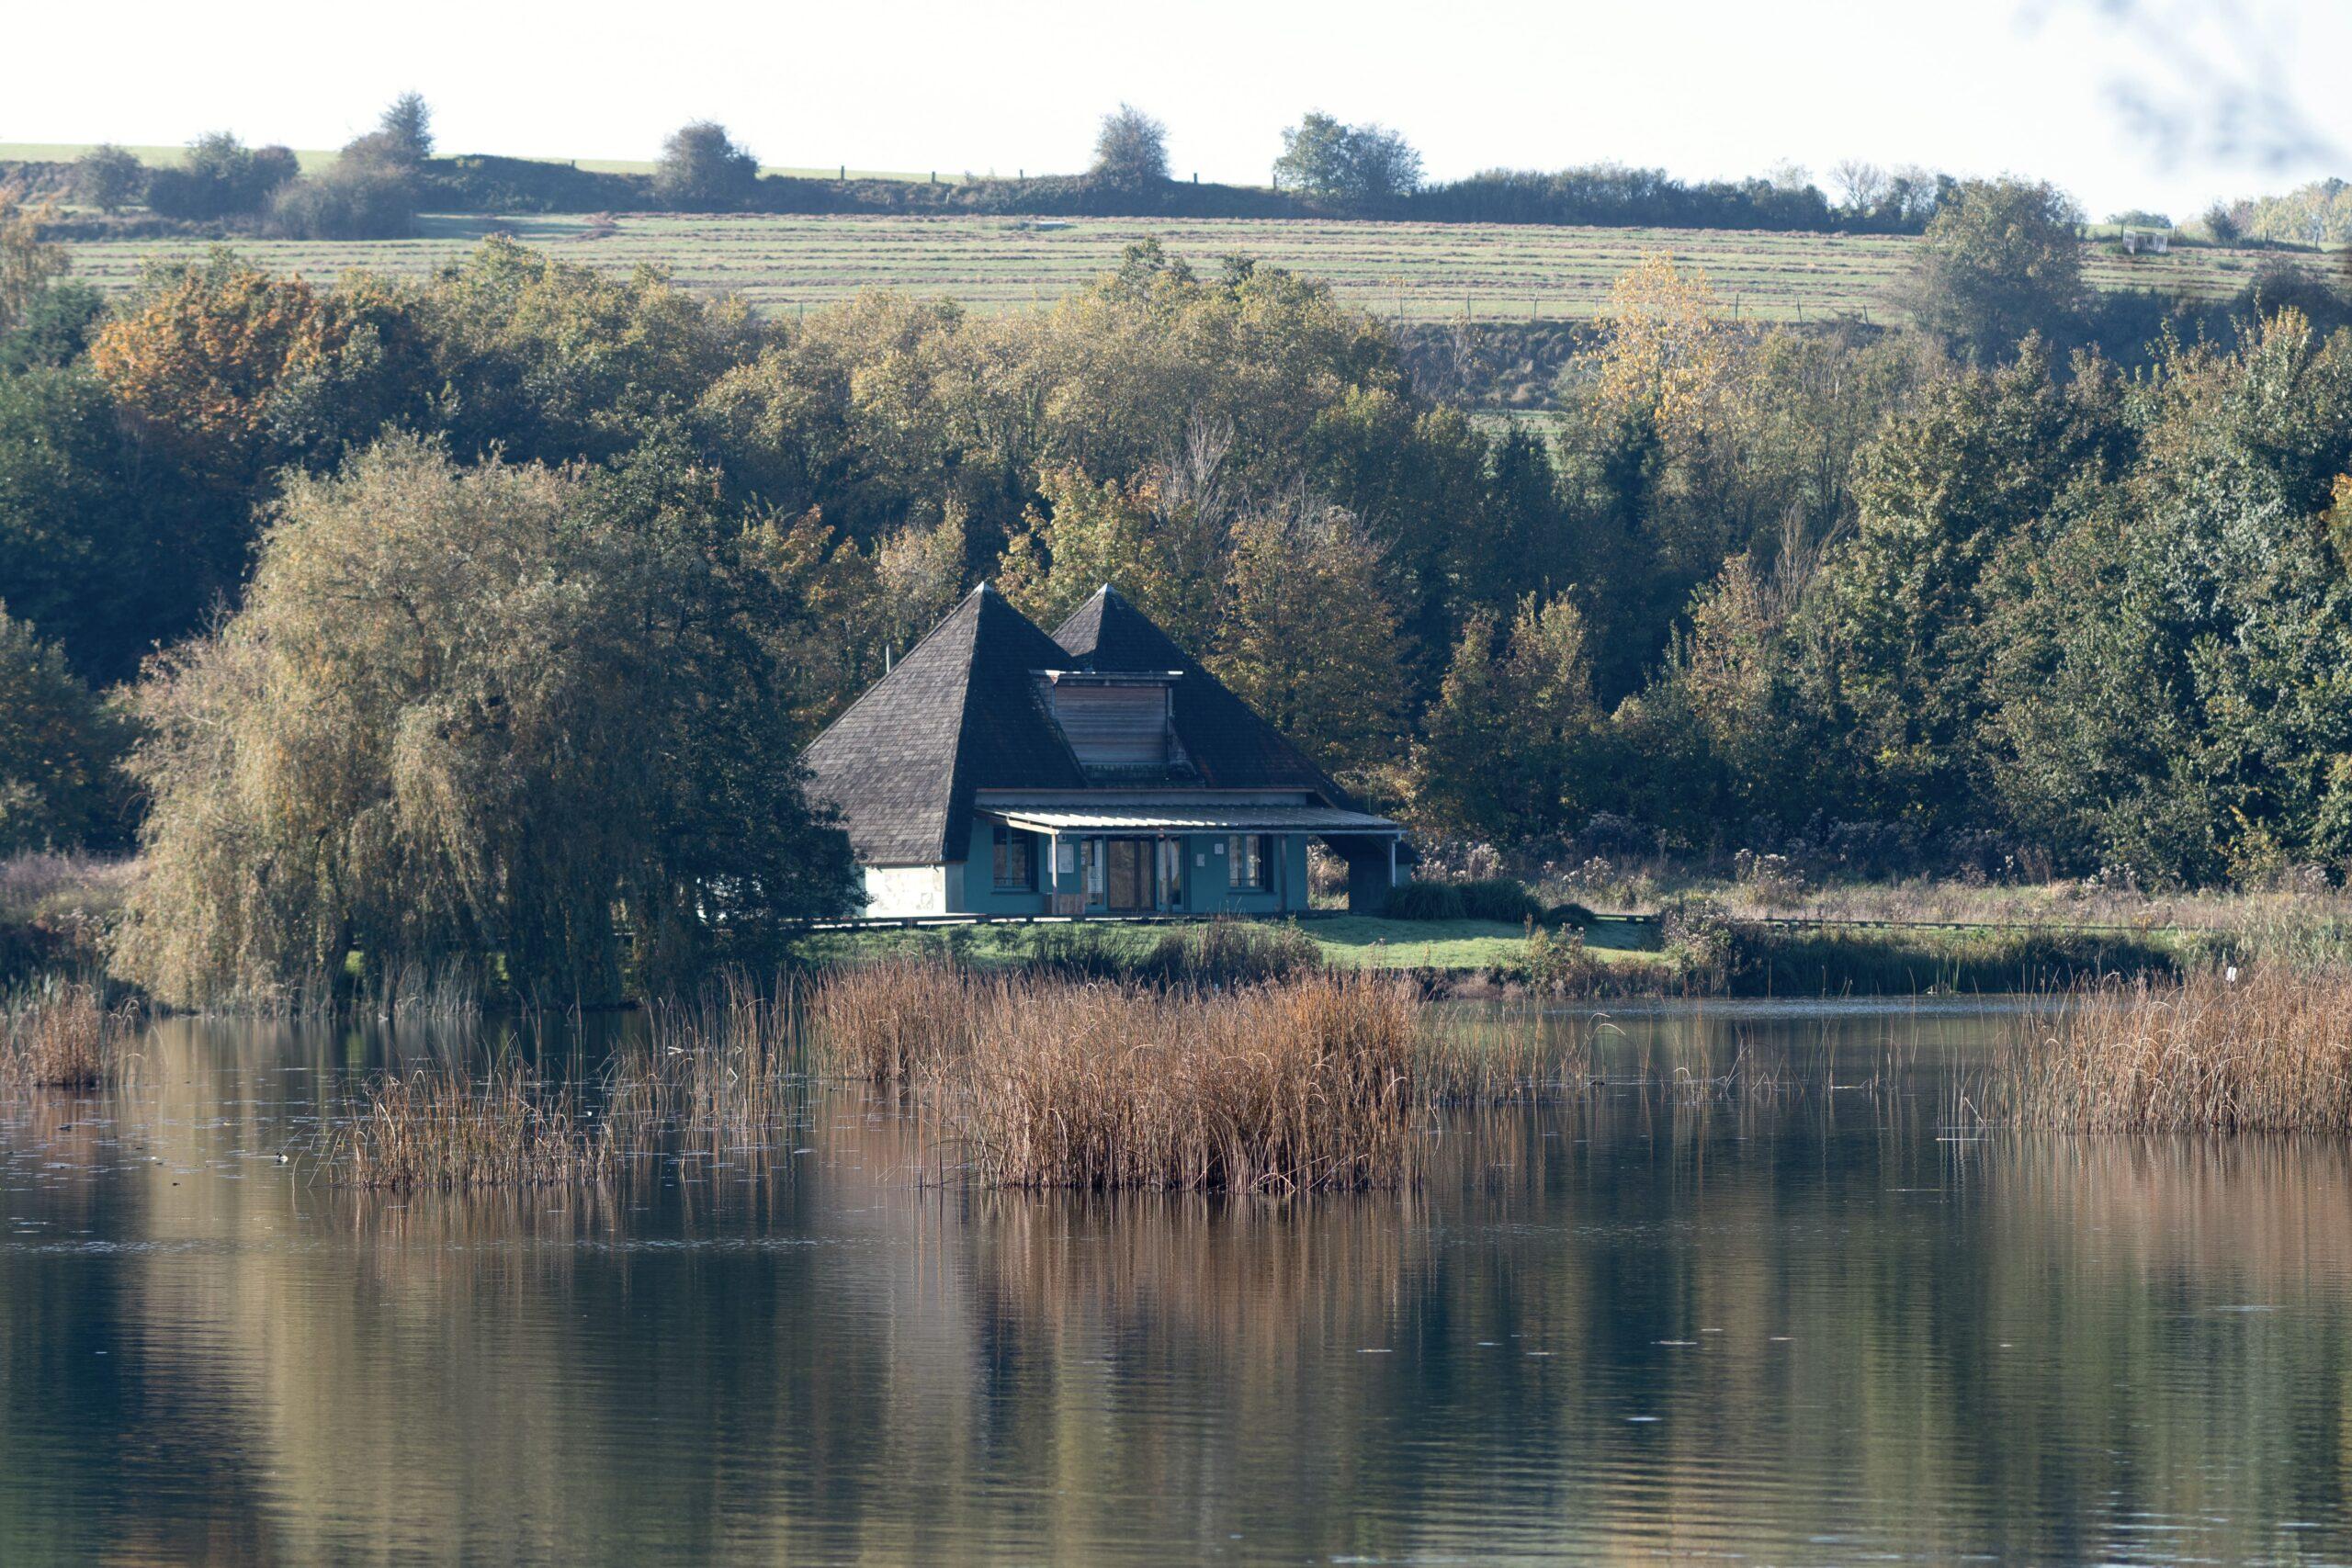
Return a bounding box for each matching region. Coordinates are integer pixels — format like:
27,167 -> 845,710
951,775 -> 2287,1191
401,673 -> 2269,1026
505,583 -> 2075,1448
655,121 -> 759,209
267,166 -> 418,239
1521,922 -> 1601,995
145,134 -> 296,220
1386,876 -> 1541,923
1455,877 -> 1544,923
1141,919 -> 1323,987
1385,880 -> 1465,920
1658,895 -> 1737,990
73,145 -> 144,215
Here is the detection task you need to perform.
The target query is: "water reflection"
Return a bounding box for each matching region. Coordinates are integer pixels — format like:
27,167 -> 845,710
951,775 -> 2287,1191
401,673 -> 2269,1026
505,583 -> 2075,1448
0,1004 -> 2346,1563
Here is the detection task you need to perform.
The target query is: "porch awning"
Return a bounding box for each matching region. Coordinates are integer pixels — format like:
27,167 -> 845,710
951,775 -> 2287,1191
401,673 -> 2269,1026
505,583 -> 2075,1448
978,800 -> 1403,836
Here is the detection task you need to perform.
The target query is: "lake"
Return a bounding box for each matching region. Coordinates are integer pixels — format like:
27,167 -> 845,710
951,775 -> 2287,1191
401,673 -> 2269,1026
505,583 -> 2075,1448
3,998 -> 2348,1564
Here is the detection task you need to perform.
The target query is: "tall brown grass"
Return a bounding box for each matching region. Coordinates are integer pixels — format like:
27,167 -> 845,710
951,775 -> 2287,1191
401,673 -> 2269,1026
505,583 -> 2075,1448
809,958 -> 1419,1190
615,970 -> 804,1155
0,980 -> 127,1090
1418,1003 -> 1592,1103
945,971 -> 1420,1193
1999,964 -> 2352,1133
809,955 -> 982,1082
339,1063 -> 613,1188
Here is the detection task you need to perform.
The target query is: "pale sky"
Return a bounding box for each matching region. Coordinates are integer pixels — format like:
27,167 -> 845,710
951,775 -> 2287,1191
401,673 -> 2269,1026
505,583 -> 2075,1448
7,0 -> 2346,220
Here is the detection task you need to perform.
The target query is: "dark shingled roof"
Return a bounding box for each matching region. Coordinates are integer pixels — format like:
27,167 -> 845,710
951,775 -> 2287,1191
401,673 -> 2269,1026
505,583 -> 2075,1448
1051,585 -> 1359,808
801,584 -> 1085,864
803,582 -> 1359,865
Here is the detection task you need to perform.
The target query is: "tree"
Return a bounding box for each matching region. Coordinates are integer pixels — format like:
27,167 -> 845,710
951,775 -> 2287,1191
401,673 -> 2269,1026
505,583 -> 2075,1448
73,145 -> 146,215
1272,113 -> 1422,204
1216,493 -> 1404,776
1272,113 -> 1350,197
1091,104 -> 1169,187
376,92 -> 434,165
282,93 -> 437,238
1408,593 -> 1599,840
1830,158 -> 1889,217
0,183 -> 67,333
0,281 -> 106,375
1900,178 -> 2086,361
115,435 -> 855,1008
89,251 -> 347,488
655,120 -> 759,209
1988,313 -> 2352,883
0,604 -> 130,854
0,367 -> 196,682
995,462 -> 1227,651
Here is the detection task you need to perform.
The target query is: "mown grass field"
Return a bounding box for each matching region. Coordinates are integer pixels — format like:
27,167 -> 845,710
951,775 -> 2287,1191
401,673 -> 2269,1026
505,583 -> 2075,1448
51,210 -> 2318,325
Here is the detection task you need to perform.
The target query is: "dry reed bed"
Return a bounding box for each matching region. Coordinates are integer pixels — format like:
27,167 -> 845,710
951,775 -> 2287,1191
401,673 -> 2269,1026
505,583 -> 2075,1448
0,981 -> 129,1091
616,972 -> 805,1153
948,974 -> 1420,1193
2000,965 -> 2352,1133
812,960 -> 1423,1191
339,1063 -> 612,1189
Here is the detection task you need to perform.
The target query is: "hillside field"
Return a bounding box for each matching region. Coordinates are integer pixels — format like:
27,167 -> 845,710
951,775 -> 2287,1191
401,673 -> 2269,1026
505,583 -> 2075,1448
49,210 -> 2322,325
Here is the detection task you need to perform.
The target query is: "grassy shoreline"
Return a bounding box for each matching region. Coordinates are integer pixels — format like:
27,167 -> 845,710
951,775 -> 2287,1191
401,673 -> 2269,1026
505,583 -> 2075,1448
798,911 -> 2189,998
4,852 -> 2316,1003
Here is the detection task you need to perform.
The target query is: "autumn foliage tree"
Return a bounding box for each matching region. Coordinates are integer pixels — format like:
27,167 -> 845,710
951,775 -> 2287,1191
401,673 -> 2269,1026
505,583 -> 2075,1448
116,435 -> 854,1008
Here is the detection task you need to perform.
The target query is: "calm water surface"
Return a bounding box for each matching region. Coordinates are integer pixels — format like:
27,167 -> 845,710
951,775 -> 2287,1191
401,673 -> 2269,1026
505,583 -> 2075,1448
4,999 -> 2349,1565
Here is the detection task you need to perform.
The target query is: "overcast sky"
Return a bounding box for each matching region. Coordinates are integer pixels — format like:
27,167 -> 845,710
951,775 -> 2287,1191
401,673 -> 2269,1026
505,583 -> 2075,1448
8,0 -> 2345,219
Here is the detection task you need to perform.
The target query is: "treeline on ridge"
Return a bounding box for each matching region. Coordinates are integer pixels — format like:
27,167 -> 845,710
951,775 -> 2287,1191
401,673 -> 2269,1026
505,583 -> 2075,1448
13,96 -> 1955,243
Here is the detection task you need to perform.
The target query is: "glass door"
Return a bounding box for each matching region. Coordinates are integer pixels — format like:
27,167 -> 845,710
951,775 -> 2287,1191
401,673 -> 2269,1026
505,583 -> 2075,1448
1103,840 -> 1150,913
1156,838 -> 1184,912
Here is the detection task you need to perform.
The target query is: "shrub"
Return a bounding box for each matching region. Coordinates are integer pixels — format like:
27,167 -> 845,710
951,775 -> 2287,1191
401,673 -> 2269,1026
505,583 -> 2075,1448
1521,921 -> 1601,995
145,134 -> 296,220
1138,919 -> 1322,986
1385,880 -> 1465,920
1658,895 -> 1737,989
267,165 -> 417,239
0,605 -> 131,855
654,121 -> 759,209
73,145 -> 145,215
1454,877 -> 1544,924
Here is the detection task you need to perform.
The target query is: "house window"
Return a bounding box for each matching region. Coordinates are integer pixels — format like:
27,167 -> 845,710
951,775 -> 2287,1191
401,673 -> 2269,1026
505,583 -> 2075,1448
1229,834 -> 1273,891
992,825 -> 1036,891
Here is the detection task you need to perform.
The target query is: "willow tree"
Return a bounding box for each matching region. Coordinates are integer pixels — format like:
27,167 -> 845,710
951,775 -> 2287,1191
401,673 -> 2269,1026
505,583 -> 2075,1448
116,434 -> 854,1008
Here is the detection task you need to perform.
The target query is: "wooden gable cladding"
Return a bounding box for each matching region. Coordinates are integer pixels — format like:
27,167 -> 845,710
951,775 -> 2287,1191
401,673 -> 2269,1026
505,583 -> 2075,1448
1038,671 -> 1182,772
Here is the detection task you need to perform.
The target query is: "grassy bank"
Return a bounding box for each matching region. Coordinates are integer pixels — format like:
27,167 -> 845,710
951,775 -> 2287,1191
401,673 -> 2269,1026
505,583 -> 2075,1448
799,912 -> 2184,998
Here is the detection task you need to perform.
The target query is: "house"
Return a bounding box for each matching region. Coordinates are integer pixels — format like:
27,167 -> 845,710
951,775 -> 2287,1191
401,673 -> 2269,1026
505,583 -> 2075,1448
801,583 -> 1406,919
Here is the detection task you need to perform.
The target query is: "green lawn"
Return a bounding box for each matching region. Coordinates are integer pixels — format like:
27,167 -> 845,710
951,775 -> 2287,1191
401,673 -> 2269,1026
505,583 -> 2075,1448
1306,914 -> 1656,969
794,913 -> 1662,976
44,210 -> 2324,327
